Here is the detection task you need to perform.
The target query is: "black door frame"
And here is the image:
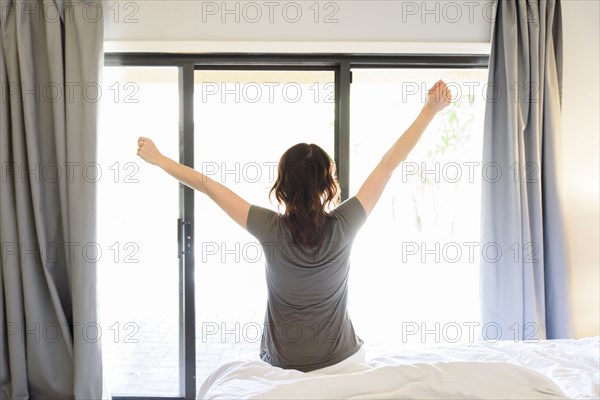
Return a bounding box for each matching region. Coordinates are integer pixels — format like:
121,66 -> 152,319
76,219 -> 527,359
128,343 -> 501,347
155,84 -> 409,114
104,52 -> 488,400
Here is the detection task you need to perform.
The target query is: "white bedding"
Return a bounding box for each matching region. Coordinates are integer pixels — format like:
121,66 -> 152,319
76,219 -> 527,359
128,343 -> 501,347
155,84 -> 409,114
197,337 -> 599,399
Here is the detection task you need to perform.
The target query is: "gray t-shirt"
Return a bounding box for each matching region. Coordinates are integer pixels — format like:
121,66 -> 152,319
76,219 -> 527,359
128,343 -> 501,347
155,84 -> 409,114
247,196 -> 367,372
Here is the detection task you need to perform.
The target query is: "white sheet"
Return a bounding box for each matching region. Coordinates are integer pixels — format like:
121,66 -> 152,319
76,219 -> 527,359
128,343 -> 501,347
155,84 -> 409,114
197,337 -> 600,399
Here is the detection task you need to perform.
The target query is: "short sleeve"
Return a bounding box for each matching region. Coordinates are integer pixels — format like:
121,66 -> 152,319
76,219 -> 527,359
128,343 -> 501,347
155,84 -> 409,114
247,205 -> 278,242
332,196 -> 367,239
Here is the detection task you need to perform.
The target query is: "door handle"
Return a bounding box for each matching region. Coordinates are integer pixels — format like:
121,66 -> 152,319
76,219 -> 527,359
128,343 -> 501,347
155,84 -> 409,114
177,218 -> 184,258
178,218 -> 192,258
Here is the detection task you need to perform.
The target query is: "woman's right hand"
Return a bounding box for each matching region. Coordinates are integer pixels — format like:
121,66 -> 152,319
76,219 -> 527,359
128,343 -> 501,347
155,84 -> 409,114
424,80 -> 452,114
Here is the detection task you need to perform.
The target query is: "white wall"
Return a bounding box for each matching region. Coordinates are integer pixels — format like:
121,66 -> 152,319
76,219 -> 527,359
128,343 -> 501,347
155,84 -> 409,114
103,0 -> 493,50
103,0 -> 600,338
561,0 -> 600,338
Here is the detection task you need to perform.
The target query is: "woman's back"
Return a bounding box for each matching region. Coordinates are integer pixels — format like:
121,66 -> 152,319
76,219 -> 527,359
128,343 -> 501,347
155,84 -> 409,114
247,196 -> 367,372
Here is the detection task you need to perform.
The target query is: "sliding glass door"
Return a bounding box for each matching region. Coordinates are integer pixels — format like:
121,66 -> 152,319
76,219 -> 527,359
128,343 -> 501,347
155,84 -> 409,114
98,67 -> 181,396
348,68 -> 488,349
100,54 -> 489,399
192,70 -> 336,386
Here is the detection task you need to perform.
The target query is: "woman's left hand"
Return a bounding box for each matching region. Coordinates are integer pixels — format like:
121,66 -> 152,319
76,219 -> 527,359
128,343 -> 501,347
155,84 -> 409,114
137,137 -> 164,166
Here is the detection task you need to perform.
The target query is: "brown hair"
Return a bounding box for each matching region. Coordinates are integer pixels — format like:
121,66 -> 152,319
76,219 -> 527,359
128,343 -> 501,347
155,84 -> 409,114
270,143 -> 341,248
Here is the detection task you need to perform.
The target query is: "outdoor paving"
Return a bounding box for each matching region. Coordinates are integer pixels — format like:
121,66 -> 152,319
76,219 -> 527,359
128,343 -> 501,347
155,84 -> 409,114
106,318 -> 260,396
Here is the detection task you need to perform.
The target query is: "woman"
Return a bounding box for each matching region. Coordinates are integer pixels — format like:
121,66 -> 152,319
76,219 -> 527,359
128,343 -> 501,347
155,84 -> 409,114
137,80 -> 452,372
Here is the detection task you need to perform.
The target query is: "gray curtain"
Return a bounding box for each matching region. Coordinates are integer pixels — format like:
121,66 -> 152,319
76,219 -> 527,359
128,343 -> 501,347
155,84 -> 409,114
0,0 -> 105,398
480,0 -> 571,340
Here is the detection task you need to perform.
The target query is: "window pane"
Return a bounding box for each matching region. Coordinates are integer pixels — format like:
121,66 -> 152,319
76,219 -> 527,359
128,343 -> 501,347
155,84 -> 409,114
193,70 -> 335,386
349,69 -> 487,349
98,67 -> 180,396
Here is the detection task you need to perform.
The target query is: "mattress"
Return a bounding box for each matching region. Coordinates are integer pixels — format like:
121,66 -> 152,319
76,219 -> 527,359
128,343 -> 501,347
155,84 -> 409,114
197,336 -> 599,399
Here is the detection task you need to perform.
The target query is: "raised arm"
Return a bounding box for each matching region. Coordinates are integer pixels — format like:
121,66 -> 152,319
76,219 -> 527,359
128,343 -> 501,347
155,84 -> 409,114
355,80 -> 452,216
136,138 -> 251,230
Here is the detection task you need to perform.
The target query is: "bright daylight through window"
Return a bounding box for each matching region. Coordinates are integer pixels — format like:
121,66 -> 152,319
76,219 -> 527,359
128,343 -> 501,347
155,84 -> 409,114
98,66 -> 488,396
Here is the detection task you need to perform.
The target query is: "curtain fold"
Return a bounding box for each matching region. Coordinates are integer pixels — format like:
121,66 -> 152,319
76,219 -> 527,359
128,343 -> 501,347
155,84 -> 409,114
0,0 -> 105,398
479,0 -> 571,340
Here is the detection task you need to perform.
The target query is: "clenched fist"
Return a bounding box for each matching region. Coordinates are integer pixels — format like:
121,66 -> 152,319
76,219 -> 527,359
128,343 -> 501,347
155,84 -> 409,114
424,80 -> 452,114
136,137 -> 164,166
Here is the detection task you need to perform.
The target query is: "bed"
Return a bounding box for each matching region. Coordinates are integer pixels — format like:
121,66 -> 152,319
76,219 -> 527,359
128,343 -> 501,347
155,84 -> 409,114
197,336 -> 599,399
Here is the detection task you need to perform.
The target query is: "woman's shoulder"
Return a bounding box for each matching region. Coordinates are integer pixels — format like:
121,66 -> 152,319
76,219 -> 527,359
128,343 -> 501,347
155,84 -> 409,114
329,197 -> 368,238
247,205 -> 282,237
330,196 -> 366,219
